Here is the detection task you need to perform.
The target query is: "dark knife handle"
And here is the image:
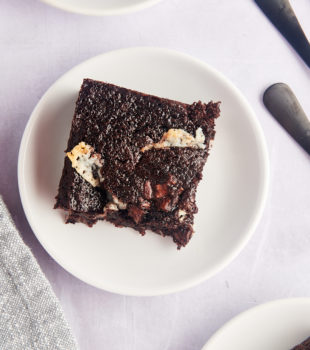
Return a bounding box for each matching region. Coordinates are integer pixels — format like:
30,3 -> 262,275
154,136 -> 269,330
263,83 -> 310,155
255,0 -> 310,68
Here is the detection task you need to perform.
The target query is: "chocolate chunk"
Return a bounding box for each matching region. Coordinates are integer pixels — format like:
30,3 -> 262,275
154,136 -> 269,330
143,180 -> 153,200
155,184 -> 168,198
128,205 -> 144,224
158,198 -> 172,212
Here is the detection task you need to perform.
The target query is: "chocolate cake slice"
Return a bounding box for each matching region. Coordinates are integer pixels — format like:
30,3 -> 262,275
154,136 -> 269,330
292,337 -> 310,350
55,78 -> 220,248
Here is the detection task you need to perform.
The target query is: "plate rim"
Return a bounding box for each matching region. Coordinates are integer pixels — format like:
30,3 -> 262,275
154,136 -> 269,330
18,47 -> 270,296
202,297 -> 310,349
38,0 -> 163,16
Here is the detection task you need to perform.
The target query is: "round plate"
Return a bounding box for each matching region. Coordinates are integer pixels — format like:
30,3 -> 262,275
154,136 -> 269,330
18,47 -> 269,296
39,0 -> 163,16
202,298 -> 310,350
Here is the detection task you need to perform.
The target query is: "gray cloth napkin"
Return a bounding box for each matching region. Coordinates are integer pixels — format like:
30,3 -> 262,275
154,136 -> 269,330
0,197 -> 78,350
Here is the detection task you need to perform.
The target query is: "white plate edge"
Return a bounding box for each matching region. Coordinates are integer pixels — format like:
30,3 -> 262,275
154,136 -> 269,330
17,47 -> 270,296
202,297 -> 310,350
39,0 -> 163,16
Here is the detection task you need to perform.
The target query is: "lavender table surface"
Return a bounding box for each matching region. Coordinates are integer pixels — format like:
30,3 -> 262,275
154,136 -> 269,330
1,0 -> 310,349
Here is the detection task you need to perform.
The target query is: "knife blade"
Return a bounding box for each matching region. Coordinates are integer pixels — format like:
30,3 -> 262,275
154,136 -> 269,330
255,0 -> 310,68
263,83 -> 310,155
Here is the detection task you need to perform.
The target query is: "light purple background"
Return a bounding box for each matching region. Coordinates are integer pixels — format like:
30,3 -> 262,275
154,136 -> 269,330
1,0 -> 310,349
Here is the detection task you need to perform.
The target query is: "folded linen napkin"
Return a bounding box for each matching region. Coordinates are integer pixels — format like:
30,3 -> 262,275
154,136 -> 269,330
0,196 -> 78,350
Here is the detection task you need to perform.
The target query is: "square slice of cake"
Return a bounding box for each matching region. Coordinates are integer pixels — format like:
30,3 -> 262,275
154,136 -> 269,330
55,78 -> 220,248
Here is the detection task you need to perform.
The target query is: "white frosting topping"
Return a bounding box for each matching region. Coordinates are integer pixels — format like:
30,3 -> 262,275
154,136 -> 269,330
103,192 -> 128,215
141,128 -> 205,152
178,209 -> 187,222
104,203 -> 118,211
67,142 -> 103,187
111,195 -> 127,210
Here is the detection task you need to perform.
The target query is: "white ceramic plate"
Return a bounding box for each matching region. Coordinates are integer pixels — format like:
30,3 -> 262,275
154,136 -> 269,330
39,0 -> 163,16
18,47 -> 268,296
203,298 -> 310,350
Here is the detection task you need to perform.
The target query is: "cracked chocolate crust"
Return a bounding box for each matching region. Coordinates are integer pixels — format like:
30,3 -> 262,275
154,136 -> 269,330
55,78 -> 220,248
